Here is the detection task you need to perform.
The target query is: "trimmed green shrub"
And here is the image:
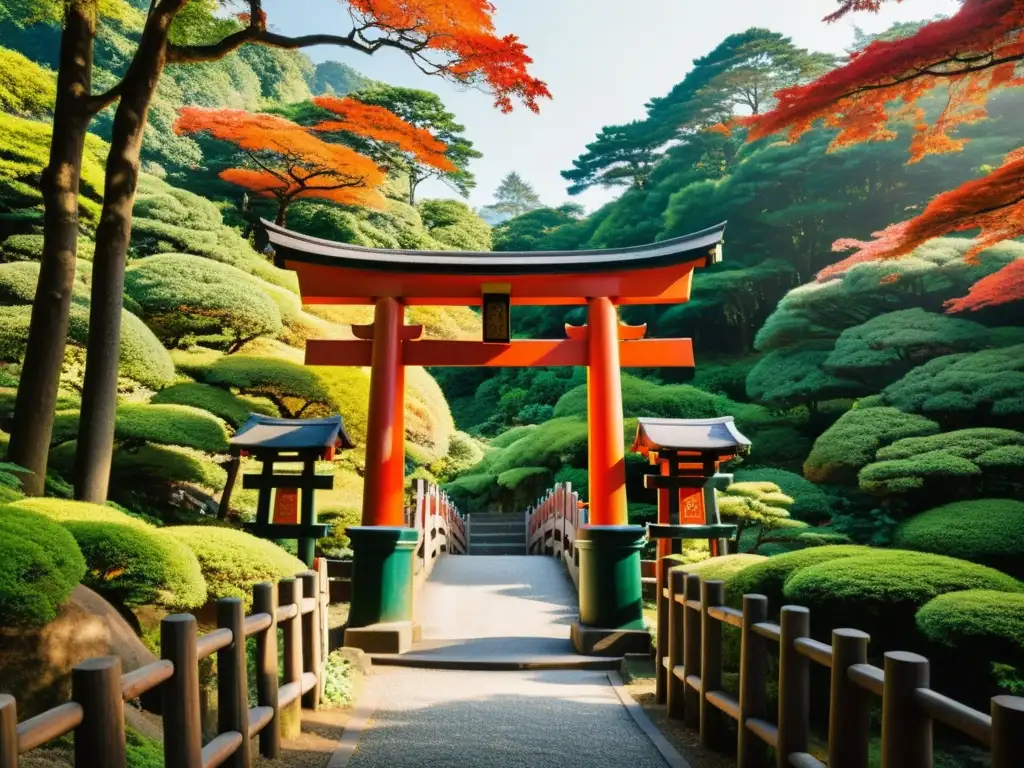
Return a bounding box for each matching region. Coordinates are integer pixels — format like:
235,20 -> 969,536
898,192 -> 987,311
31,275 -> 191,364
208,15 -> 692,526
746,342 -> 865,410
151,382 -> 266,428
859,429 -> 1024,498
882,345 -> 1024,426
804,407 -> 940,484
0,46 -> 56,117
0,261 -> 45,303
718,481 -> 805,553
893,499 -> 1024,577
63,521 -> 207,609
124,254 -> 283,350
723,545 -> 874,607
783,551 -> 1024,647
13,498 -> 206,609
199,355 -> 330,418
669,553 -> 767,582
48,442 -> 228,491
0,504 -> 86,626
733,468 -> 832,523
165,526 -> 305,609
916,590 -> 1024,654
50,403 -> 229,453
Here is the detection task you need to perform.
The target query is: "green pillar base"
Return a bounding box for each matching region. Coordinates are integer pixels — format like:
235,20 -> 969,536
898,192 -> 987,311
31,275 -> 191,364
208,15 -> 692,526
575,522 -> 647,634
347,526 -> 419,629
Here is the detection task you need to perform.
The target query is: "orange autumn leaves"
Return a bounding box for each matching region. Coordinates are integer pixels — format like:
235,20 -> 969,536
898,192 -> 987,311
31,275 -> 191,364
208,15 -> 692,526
346,0 -> 550,113
743,0 -> 1024,312
175,98 -> 455,224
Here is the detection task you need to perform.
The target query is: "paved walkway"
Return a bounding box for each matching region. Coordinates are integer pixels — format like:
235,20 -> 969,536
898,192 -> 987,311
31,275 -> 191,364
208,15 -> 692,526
334,556 -> 679,768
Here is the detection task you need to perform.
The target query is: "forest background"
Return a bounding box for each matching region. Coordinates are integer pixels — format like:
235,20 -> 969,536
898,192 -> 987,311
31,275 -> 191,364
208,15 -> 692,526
1,1 -> 1023,753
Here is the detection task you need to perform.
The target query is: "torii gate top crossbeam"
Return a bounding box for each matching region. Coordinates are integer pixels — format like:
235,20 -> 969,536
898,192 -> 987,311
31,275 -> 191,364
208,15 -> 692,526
259,219 -> 727,306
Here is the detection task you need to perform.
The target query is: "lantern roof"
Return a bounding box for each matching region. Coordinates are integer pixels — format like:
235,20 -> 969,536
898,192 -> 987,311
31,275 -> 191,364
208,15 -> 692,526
631,417 -> 751,457
230,414 -> 354,456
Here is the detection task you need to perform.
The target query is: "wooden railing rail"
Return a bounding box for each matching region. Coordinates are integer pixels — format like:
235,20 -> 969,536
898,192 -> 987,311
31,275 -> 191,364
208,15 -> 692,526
525,482 -> 584,588
409,478 -> 467,590
654,564 -> 1024,767
0,560 -> 331,768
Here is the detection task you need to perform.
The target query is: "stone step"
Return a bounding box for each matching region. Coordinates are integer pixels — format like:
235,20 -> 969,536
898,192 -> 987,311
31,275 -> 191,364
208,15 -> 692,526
469,545 -> 527,556
470,523 -> 524,533
470,530 -> 524,539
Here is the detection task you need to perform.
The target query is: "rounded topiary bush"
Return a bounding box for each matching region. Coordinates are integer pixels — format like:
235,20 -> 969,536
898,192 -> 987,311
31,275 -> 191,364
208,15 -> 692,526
733,468 -> 833,524
0,505 -> 86,626
723,545 -> 873,608
62,521 -> 207,609
916,590 -> 1024,655
893,499 -> 1024,577
318,507 -> 362,556
50,403 -> 230,453
669,553 -> 767,582
783,551 -> 1024,648
151,382 -> 261,429
14,498 -> 207,610
165,526 -> 306,609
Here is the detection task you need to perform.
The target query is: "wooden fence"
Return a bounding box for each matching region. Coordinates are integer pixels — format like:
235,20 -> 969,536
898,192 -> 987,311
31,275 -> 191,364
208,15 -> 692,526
410,479 -> 467,589
654,564 -> 1024,768
526,482 -> 584,587
0,561 -> 330,768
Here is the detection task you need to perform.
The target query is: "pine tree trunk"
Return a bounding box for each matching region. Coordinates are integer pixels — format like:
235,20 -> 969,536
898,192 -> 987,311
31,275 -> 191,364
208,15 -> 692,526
74,3 -> 179,502
7,1 -> 97,496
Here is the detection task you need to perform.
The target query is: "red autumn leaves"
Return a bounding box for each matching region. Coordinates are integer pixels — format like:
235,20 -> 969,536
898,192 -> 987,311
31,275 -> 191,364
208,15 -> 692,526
745,0 -> 1024,312
175,98 -> 455,224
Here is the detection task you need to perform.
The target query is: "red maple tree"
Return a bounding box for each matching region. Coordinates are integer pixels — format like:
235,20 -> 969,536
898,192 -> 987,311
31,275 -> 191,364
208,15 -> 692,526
175,104 -> 456,225
743,0 -> 1024,312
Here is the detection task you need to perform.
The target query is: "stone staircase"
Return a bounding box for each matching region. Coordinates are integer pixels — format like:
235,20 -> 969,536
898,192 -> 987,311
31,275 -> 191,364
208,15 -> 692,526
467,512 -> 526,555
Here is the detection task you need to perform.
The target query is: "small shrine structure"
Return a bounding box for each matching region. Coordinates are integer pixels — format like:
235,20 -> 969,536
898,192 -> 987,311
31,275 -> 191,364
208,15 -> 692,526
226,414 -> 353,567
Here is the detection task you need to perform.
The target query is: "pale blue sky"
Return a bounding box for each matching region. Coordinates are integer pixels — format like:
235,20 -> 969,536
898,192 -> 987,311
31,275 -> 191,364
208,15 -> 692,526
261,0 -> 960,213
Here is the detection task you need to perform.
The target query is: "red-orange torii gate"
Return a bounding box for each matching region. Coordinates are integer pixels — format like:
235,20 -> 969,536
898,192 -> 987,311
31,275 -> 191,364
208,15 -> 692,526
261,219 -> 727,654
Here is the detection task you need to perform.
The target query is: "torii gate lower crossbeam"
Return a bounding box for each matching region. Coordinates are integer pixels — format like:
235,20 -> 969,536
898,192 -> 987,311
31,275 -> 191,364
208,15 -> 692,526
260,217 -> 727,656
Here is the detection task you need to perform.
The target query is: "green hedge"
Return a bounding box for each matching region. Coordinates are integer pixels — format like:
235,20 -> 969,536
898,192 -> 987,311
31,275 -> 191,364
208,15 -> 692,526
13,499 -> 207,609
50,403 -> 229,453
893,499 -> 1024,577
48,442 -> 228,491
668,553 -> 767,583
803,407 -> 941,484
733,468 -> 832,524
165,526 -> 306,609
783,551 -> 1024,646
151,382 -> 267,428
0,504 -> 85,626
723,545 -> 874,607
916,590 -> 1024,654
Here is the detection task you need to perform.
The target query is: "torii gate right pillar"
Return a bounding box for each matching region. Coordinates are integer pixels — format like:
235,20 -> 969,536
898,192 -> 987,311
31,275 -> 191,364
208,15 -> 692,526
572,296 -> 648,656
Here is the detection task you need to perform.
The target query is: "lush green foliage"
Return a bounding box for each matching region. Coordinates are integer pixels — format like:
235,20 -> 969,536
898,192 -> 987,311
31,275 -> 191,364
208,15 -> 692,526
894,499 -> 1024,577
723,544 -> 874,607
732,468 -> 832,523
50,403 -> 229,453
164,526 -> 305,609
804,407 -> 940,484
318,507 -> 362,556
13,498 -> 207,609
0,504 -> 85,626
0,45 -> 54,117
916,590 -> 1024,654
670,553 -> 767,582
151,382 -> 269,428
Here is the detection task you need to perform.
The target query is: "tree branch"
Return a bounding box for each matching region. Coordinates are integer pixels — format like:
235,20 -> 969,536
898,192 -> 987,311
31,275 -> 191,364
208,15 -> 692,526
843,51 -> 1024,98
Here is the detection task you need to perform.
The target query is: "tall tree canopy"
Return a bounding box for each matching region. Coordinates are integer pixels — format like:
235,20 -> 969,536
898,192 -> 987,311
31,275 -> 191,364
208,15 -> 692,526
490,171 -> 542,217
6,0 -> 548,500
744,0 -> 1024,312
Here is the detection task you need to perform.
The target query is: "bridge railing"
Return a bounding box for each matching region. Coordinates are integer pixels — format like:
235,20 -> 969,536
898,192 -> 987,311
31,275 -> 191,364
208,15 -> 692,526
654,566 -> 1024,768
526,482 -> 585,588
409,478 -> 467,589
0,560 -> 331,768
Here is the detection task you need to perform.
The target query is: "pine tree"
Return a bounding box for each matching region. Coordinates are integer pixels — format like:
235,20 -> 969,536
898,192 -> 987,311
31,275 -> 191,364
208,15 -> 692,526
491,172 -> 542,217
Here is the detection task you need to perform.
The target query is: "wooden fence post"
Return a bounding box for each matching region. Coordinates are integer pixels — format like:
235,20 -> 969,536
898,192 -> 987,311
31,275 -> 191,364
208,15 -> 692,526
161,614 -> 203,768
992,696 -> 1024,768
0,694 -> 16,768
700,579 -> 725,748
217,598 -> 250,768
682,573 -> 702,728
279,578 -> 303,739
829,629 -> 870,768
666,567 -> 687,719
738,594 -> 769,768
300,571 -> 322,710
253,582 -> 281,759
655,560 -> 669,705
319,561 -> 330,700
881,652 -> 931,768
776,606 -> 810,768
72,656 -> 127,768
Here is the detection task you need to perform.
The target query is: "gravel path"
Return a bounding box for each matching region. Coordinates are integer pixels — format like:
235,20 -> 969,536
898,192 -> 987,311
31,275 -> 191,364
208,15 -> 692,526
344,668 -> 670,768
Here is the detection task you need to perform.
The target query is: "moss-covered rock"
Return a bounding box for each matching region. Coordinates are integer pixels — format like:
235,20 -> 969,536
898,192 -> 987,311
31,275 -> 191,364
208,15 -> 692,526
0,505 -> 86,627
893,499 -> 1024,577
165,526 -> 306,609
